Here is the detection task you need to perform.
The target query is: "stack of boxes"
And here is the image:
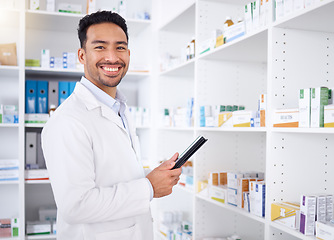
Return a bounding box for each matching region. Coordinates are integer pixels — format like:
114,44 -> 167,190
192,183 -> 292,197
158,211 -> 192,240
162,98 -> 194,128
0,159 -> 19,182
0,105 -> 18,124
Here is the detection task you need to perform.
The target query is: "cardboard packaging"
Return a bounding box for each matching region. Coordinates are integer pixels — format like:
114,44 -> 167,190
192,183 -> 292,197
209,185 -> 227,204
224,22 -> 246,43
311,87 -> 329,128
271,202 -> 300,229
300,194 -> 317,235
0,43 -> 17,66
260,94 -> 266,127
324,105 -> 334,127
273,108 -> 299,127
327,195 -> 333,221
299,88 -> 311,128
316,221 -> 334,240
233,110 -> 256,127
250,181 -> 265,217
0,219 -> 11,237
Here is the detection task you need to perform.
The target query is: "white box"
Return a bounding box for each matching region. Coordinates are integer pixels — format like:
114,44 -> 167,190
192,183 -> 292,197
271,202 -> 300,229
275,0 -> 284,20
0,104 -> 3,123
273,108 -> 299,127
0,169 -> 19,181
294,0 -> 305,11
39,206 -> 57,221
227,188 -> 238,206
300,194 -> 317,235
46,0 -> 55,11
224,22 -> 246,44
316,221 -> 334,240
41,49 -> 50,68
327,195 -> 333,221
299,88 -> 311,128
30,0 -> 39,10
227,172 -> 244,189
252,0 -> 260,30
244,3 -> 253,34
58,3 -> 82,14
25,169 -> 49,180
67,52 -> 76,69
311,87 -> 329,128
317,194 -> 327,223
26,221 -> 51,235
305,0 -> 315,8
233,110 -> 256,127
0,159 -> 19,170
324,105 -> 334,128
209,185 -> 227,204
284,0 -> 293,15
249,181 -> 265,217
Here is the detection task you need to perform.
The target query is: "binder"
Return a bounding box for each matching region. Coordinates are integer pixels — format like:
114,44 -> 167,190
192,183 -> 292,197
37,133 -> 46,169
172,136 -> 208,169
25,80 -> 37,113
37,81 -> 48,113
59,81 -> 69,105
48,81 -> 59,110
69,81 -> 76,95
25,132 -> 37,168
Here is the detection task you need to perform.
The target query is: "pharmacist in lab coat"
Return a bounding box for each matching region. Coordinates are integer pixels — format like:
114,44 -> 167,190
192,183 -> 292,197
42,11 -> 182,240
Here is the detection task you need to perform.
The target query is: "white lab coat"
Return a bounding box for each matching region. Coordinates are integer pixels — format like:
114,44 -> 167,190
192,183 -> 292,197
41,82 -> 153,240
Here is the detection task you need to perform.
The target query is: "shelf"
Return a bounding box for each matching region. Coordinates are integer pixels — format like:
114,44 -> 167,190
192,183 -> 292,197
270,221 -> 316,240
26,234 -> 56,239
271,127 -> 334,134
25,10 -> 151,36
25,67 -> 83,77
157,127 -> 194,132
25,180 -> 50,184
199,27 -> 268,63
159,1 -> 195,34
0,124 -> 20,128
0,66 -> 19,78
196,127 -> 267,133
273,0 -> 334,33
159,59 -> 195,77
196,193 -> 266,224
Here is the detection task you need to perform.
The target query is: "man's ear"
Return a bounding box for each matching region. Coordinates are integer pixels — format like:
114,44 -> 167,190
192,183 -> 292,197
78,48 -> 86,64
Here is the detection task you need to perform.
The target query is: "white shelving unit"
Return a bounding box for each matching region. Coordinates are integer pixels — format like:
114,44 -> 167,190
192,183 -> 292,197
1,0 -> 153,239
152,0 -> 334,239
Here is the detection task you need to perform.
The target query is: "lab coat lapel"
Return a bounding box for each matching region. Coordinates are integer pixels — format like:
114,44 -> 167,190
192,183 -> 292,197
124,107 -> 138,155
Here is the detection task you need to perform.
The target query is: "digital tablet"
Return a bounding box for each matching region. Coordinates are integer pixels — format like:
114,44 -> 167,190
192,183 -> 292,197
171,136 -> 208,169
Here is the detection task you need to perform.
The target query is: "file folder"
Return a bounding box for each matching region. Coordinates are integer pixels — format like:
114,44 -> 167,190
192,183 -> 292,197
48,81 -> 59,110
172,136 -> 208,169
37,81 -> 48,113
26,132 -> 37,167
69,81 -> 76,95
59,81 -> 69,105
37,133 -> 46,169
25,80 -> 37,113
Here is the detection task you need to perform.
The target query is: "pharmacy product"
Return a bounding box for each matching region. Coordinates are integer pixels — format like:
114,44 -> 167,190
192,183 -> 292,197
209,185 -> 227,204
26,221 -> 51,235
0,219 -> 11,237
25,169 -> 49,181
0,159 -> 19,170
324,105 -> 334,127
294,0 -> 304,11
46,0 -> 55,11
0,169 -> 19,181
220,172 -> 227,186
271,202 -> 300,229
311,87 -> 329,128
252,1 -> 260,30
233,110 -> 255,127
3,105 -> 18,124
11,218 -> 19,237
196,180 -> 208,193
86,0 -> 96,14
224,22 -> 246,43
244,3 -> 253,34
300,194 -> 316,235
299,88 -> 311,128
316,221 -> 334,240
275,0 -> 284,20
249,181 -> 265,217
118,1 -> 126,18
30,0 -> 39,10
41,49 -> 50,69
0,104 -> 3,123
237,178 -> 256,208
284,0 -> 293,16
305,0 -> 315,8
327,195 -> 333,221
273,108 -> 299,127
317,194 -> 327,223
260,94 -> 266,127
190,37 -> 195,59
227,172 -> 244,189
227,188 -> 238,206
58,3 -> 82,14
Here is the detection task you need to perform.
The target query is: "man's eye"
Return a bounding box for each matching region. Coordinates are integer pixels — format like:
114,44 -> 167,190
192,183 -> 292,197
117,46 -> 126,50
95,46 -> 104,49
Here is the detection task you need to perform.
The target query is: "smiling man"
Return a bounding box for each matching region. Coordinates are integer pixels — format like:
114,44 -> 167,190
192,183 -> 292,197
41,11 -> 182,240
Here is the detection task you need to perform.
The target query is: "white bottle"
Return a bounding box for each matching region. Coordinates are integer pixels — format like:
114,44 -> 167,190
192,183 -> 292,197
118,1 -> 126,18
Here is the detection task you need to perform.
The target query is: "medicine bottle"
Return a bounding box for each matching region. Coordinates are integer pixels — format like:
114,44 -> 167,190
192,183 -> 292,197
186,43 -> 190,61
190,37 -> 195,59
224,16 -> 234,27
49,104 -> 56,116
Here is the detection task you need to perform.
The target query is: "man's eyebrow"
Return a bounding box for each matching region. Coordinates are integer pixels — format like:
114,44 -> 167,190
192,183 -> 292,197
91,40 -> 108,44
116,41 -> 128,46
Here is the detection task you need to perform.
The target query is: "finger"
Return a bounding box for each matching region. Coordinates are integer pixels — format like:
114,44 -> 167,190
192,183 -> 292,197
170,168 -> 182,177
159,153 -> 179,170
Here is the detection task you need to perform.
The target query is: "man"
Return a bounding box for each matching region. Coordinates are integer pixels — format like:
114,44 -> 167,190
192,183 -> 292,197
42,11 -> 182,240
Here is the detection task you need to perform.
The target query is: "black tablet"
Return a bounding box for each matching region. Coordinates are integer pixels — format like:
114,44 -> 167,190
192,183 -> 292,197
171,136 -> 208,169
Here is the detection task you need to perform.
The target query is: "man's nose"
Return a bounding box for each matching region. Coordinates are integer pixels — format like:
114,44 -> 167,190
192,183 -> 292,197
104,49 -> 120,62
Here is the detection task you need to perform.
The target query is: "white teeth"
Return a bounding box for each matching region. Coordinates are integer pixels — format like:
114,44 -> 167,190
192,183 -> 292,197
103,67 -> 119,72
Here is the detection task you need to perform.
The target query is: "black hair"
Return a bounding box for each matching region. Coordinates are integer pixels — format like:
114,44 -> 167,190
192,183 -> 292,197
78,11 -> 128,49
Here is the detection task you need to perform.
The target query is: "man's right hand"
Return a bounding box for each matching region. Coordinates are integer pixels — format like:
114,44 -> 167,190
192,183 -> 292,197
146,153 -> 182,198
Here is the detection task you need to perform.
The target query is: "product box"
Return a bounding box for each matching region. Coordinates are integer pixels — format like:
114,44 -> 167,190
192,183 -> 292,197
196,180 -> 208,193
30,0 -> 39,10
244,192 -> 250,212
237,178 -> 256,208
227,172 -> 244,189
3,105 -> 19,124
300,194 -> 317,235
54,57 -> 62,69
39,206 -> 57,221
26,221 -> 51,235
324,105 -> 334,127
11,218 -> 19,237
0,43 -> 17,66
275,0 -> 284,20
25,169 -> 49,181
284,0 -> 293,15
294,0 -> 305,11
317,194 -> 327,223
58,3 -> 82,14
41,49 -> 50,69
220,172 -> 227,186
227,187 -> 238,206
0,219 -> 11,237
311,87 -> 329,128
249,181 -> 265,217
244,3 -> 253,34
271,202 -> 300,229
67,52 -> 76,69
299,88 -> 311,128
209,172 -> 219,186
25,114 -> 49,123
25,59 -> 40,67
233,110 -> 256,127
316,221 -> 334,240
224,22 -> 246,43
0,159 -> 19,170
52,221 -> 56,235
0,104 -> 3,123
0,169 -> 19,181
327,195 -> 333,221
87,0 -> 97,14
46,0 -> 55,11
273,108 -> 299,127
260,94 -> 266,127
219,112 -> 233,127
252,0 -> 260,30
209,185 -> 227,204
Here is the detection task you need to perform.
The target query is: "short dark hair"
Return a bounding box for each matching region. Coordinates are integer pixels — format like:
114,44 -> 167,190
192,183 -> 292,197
78,11 -> 128,49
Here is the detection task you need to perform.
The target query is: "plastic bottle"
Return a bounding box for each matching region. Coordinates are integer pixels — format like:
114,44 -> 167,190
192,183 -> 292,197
190,37 -> 195,59
186,43 -> 190,61
224,16 -> 234,27
49,104 -> 56,116
118,1 -> 126,18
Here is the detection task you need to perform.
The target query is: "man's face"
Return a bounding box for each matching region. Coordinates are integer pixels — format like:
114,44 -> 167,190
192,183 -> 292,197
78,22 -> 130,95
